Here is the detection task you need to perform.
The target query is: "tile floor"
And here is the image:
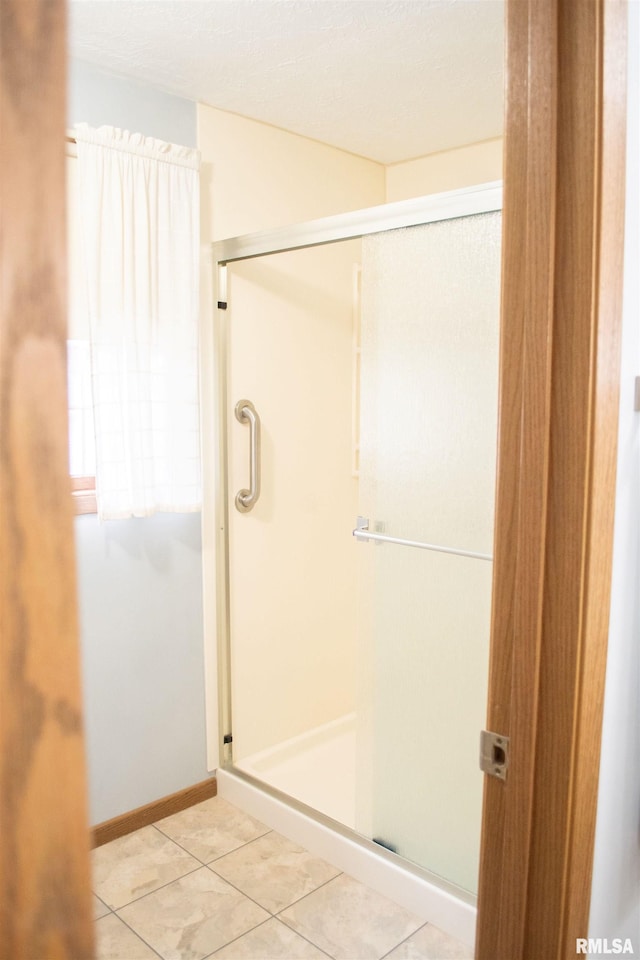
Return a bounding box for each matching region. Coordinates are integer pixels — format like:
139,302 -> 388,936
92,796 -> 473,960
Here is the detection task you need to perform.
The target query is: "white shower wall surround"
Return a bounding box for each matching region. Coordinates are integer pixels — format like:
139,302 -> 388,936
208,184 -> 502,943
236,714 -> 357,828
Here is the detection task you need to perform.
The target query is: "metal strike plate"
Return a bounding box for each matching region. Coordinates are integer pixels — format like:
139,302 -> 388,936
480,730 -> 510,781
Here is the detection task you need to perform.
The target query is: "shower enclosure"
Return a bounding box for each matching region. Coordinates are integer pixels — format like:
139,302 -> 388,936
208,183 -> 502,935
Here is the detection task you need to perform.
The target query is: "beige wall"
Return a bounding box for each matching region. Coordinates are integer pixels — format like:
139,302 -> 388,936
198,104 -> 385,240
385,137 -> 503,202
199,104 -> 384,765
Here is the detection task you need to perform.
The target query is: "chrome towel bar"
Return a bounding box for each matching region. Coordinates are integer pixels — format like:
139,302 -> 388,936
352,517 -> 493,562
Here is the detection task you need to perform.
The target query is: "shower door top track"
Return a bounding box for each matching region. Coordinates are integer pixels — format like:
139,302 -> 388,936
211,180 -> 502,266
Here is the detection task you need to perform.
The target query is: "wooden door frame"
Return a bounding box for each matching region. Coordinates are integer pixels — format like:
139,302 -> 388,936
476,1 -> 627,958
0,0 -> 94,955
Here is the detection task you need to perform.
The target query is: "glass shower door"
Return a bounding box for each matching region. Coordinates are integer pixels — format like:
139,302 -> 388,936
225,240 -> 362,826
355,212 -> 501,894
220,198 -> 502,901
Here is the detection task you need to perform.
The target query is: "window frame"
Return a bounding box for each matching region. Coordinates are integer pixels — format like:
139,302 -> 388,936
71,475 -> 97,516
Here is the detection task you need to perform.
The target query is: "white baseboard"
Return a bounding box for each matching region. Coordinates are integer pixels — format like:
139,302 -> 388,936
217,767 -> 477,949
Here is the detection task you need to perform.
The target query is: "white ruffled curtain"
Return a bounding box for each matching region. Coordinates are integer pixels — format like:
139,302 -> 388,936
74,123 -> 201,519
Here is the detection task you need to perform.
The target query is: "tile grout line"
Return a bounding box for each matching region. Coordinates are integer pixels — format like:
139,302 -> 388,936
93,822 -> 205,874
90,802 -> 472,960
205,828 -> 275,865
202,915 -> 336,960
203,854 -> 343,922
95,816 -> 313,929
149,818 -> 347,922
97,810 -> 429,960
275,875 -> 434,960
377,921 -> 430,960
274,872 -> 345,921
204,917 -> 273,958
201,860 -> 281,918
96,910 -> 166,960
93,824 -> 290,938
92,822 -> 205,913
153,819 -> 273,866
107,861 -> 205,912
110,859 -> 337,960
149,821 -> 217,866
201,915 -> 275,959
99,855 -> 270,958
199,855 -> 346,951
141,823 -> 350,954
93,893 -> 112,918
275,916 -> 337,960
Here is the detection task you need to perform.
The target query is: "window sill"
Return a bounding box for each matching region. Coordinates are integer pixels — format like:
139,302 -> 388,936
71,477 -> 97,516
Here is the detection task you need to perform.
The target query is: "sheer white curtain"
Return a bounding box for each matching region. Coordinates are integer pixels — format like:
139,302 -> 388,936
74,123 -> 201,519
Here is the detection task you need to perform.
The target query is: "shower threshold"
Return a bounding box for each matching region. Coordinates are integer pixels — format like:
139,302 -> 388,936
217,763 -> 477,950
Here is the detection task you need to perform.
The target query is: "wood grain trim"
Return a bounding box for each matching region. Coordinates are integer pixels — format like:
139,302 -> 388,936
73,493 -> 97,516
92,777 -> 218,848
558,3 -> 628,950
476,1 -> 554,953
71,476 -> 96,491
71,476 -> 97,516
476,2 -> 627,958
0,1 -> 94,956
497,3 -> 560,957
540,2 -> 627,954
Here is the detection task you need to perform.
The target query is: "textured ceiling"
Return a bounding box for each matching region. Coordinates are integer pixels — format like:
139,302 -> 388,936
68,0 -> 504,165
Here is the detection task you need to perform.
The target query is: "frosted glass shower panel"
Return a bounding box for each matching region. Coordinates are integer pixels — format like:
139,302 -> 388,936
359,213 -> 501,555
357,213 -> 501,894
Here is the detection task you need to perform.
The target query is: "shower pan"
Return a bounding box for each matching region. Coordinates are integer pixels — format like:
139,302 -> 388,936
205,183 -> 502,946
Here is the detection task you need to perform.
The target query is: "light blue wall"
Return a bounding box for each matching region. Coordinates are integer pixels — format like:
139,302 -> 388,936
68,58 -> 208,825
69,59 -> 197,147
75,514 -> 207,823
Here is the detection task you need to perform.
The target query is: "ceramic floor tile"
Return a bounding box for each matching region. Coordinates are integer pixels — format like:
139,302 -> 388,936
155,797 -> 270,863
93,825 -> 200,909
95,913 -> 160,959
209,917 -> 330,959
279,874 -> 424,960
118,866 -> 269,960
94,893 -> 111,920
209,831 -> 341,913
383,923 -> 473,959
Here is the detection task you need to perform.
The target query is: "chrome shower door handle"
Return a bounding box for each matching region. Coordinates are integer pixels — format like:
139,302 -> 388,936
235,400 -> 261,512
